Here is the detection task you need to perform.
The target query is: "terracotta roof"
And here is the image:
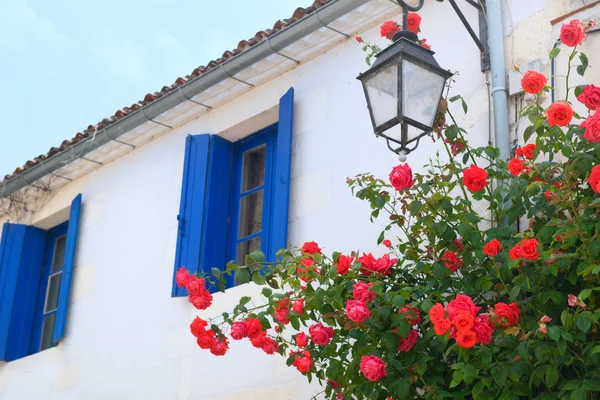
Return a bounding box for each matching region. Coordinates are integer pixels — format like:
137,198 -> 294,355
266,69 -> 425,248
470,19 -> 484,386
2,0 -> 330,184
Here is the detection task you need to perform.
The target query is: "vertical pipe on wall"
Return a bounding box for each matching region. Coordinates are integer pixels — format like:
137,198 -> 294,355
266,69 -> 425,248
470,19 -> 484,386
485,0 -> 511,162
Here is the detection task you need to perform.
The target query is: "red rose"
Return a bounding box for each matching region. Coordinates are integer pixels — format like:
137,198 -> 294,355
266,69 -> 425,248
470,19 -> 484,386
398,329 -> 418,352
210,337 -> 229,356
360,355 -> 387,382
588,165 -> 600,194
447,294 -> 481,320
186,275 -> 206,296
509,245 -> 522,260
547,101 -> 574,126
434,318 -> 452,335
176,267 -> 191,288
250,331 -> 267,348
456,329 -> 478,348
196,330 -> 217,349
293,350 -> 312,374
190,317 -> 208,337
544,190 -> 553,200
473,314 -> 494,345
353,282 -> 375,303
275,308 -> 290,325
483,239 -> 501,257
309,322 -> 334,346
380,21 -> 400,40
453,238 -> 464,253
245,318 -> 263,339
189,291 -> 213,310
358,253 -> 376,274
495,302 -> 520,327
372,254 -> 396,275
452,312 -> 475,331
382,239 -> 391,248
230,321 -> 247,340
428,303 -> 446,324
508,157 -> 525,176
398,305 -> 422,326
521,71 -> 546,94
355,36 -> 363,43
441,250 -> 462,273
420,38 -> 431,50
462,164 -> 488,192
581,112 -> 600,143
295,332 -> 308,348
346,300 -> 371,323
389,163 -> 414,191
261,337 -> 278,355
560,19 -> 586,47
577,84 -> 600,110
406,12 -> 421,33
515,147 -> 524,157
336,255 -> 353,275
523,144 -> 536,160
302,241 -> 322,254
292,299 -> 304,315
520,238 -> 540,260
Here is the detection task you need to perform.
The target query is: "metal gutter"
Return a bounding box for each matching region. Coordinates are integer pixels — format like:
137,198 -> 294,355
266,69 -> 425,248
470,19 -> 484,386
1,0 -> 370,200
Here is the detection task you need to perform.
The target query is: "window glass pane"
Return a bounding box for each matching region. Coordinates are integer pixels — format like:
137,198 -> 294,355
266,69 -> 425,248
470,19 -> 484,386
241,145 -> 266,192
40,313 -> 56,351
52,235 -> 67,273
44,272 -> 62,313
238,190 -> 263,239
237,236 -> 261,265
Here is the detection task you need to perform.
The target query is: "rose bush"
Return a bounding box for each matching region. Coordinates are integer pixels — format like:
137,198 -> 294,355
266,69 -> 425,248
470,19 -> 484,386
177,17 -> 600,400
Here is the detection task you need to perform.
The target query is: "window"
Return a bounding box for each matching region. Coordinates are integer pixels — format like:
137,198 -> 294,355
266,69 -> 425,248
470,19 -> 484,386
172,88 -> 294,296
0,194 -> 82,361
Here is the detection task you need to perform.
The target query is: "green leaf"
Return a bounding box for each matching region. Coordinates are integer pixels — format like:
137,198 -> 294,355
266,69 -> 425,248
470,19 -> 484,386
509,285 -> 521,301
236,268 -> 250,284
580,288 -> 592,300
577,316 -> 591,333
577,53 -> 589,76
571,387 -> 587,400
261,287 -> 273,298
248,250 -> 265,263
239,296 -> 251,305
548,326 -> 561,341
392,295 -> 405,308
545,366 -> 559,389
583,379 -> 600,392
383,332 -> 400,353
592,345 -> 600,354
549,47 -> 561,59
409,200 -> 423,216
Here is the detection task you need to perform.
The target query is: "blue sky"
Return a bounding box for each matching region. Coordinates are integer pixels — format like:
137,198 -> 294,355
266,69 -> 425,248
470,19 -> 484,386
0,0 -> 305,178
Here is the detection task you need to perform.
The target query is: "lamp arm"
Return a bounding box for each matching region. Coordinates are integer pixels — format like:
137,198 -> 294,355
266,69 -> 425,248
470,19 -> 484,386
395,0 -> 425,12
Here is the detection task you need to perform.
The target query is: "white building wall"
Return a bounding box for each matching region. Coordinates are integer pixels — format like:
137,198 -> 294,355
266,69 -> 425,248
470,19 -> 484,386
0,1 -> 597,399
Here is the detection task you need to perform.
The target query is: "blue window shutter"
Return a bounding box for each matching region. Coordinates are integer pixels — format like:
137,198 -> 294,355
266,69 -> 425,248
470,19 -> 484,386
52,193 -> 82,344
0,223 -> 46,361
172,134 -> 211,297
269,88 -> 295,260
201,136 -> 233,292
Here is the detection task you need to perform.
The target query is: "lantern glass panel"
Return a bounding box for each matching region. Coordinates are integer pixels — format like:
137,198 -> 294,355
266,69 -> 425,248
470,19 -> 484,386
364,63 -> 398,128
401,59 -> 446,130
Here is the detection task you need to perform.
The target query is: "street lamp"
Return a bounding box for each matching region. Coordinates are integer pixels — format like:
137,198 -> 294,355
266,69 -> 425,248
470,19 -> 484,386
357,0 -> 453,160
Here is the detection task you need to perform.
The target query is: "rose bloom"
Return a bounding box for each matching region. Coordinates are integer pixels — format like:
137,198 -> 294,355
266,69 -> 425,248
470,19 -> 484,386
293,350 -> 312,374
346,300 -> 371,323
421,38 -> 431,50
473,314 -> 494,345
462,164 -> 488,192
196,330 -> 217,349
547,101 -> 574,126
560,19 -> 586,47
389,163 -> 414,191
441,250 -> 462,273
509,245 -> 522,260
581,112 -> 600,143
540,315 -> 552,323
186,275 -> 206,296
380,20 -> 400,40
538,323 -> 548,334
382,239 -> 391,248
189,291 -> 213,311
190,317 -> 208,337
456,329 -> 478,348
245,317 -> 263,339
261,337 -> 278,355
568,294 -> 579,307
520,71 -> 546,94
295,332 -> 308,348
250,331 -> 267,348
453,238 -> 465,253
175,267 -> 191,288
544,190 -> 553,201
520,238 -> 540,260
434,318 -> 452,335
372,254 -> 397,275
398,329 -> 418,352
302,241 -> 322,254
399,305 -> 422,326
588,165 -> 600,194
452,312 -> 475,331
353,281 -> 375,303
210,337 -> 229,356
336,254 -> 353,275
523,143 -> 536,160
483,239 -> 501,257
508,157 -> 525,176
495,302 -> 520,327
577,84 -> 600,110
292,299 -> 304,315
428,303 -> 446,324
309,322 -> 334,346
406,12 -> 421,33
360,355 -> 387,382
230,321 -> 247,340
358,253 -> 377,274
275,307 -> 290,325
447,294 -> 481,319
515,147 -> 524,157
355,36 -> 363,43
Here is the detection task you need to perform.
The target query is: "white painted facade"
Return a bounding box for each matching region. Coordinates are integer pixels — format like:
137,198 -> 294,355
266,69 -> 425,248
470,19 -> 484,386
1,1 -> 599,399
